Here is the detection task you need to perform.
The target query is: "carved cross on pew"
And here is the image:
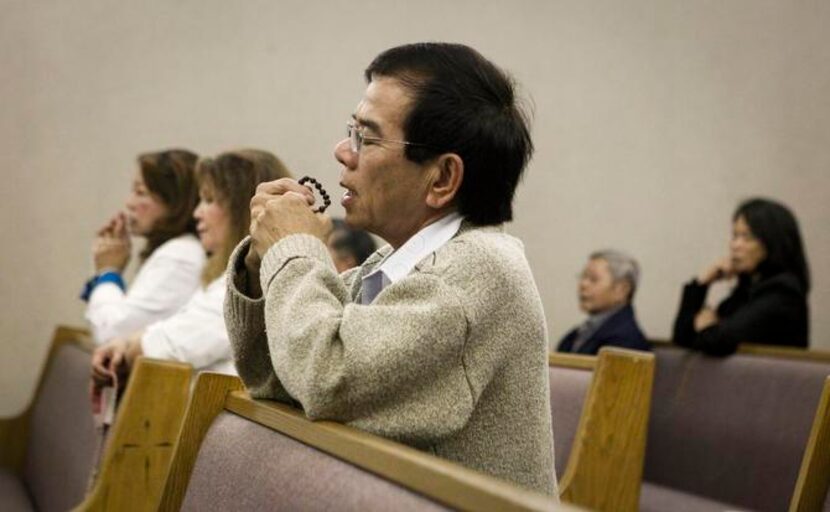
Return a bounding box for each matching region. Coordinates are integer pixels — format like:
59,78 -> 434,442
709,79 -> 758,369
120,418 -> 175,490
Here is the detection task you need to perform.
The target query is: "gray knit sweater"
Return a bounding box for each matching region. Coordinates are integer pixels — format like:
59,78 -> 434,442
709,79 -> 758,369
224,223 -> 557,496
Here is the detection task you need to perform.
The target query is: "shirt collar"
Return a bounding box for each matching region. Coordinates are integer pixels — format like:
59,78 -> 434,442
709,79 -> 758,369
378,212 -> 463,283
361,212 -> 463,305
585,304 -> 625,330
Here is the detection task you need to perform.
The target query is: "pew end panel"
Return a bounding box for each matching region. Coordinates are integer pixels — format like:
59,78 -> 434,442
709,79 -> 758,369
157,371 -> 244,512
789,376 -> 830,512
76,356 -> 192,512
0,325 -> 92,474
551,347 -> 655,512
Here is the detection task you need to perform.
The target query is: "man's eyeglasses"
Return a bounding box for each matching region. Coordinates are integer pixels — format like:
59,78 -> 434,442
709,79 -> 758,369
346,122 -> 431,154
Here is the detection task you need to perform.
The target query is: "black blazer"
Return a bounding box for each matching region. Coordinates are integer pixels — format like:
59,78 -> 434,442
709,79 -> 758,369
557,304 -> 650,355
672,272 -> 809,356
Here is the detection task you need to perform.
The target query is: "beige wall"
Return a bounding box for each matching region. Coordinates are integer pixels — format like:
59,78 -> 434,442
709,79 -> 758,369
1,0 -> 828,414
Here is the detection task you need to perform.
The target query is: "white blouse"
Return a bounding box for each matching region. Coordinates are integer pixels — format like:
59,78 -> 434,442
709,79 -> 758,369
86,234 -> 205,345
140,275 -> 236,375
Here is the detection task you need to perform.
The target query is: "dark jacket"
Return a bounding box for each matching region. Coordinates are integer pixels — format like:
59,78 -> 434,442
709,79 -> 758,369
557,304 -> 650,355
672,272 -> 809,356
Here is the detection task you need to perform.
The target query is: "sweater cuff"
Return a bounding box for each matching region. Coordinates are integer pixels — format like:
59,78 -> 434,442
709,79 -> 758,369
259,234 -> 332,292
224,237 -> 266,316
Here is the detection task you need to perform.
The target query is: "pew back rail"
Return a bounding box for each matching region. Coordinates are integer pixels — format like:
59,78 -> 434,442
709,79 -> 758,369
159,373 -> 570,512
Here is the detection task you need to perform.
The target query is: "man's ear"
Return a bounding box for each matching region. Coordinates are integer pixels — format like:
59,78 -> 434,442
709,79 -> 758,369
614,280 -> 633,302
425,153 -> 464,210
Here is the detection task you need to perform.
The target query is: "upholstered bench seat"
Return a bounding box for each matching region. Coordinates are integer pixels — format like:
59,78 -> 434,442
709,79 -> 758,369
181,411 -> 449,511
640,482 -> 748,512
549,364 -> 592,477
642,346 -> 830,511
0,469 -> 34,512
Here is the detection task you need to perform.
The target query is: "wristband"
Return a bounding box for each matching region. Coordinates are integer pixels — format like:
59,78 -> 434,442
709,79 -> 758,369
80,271 -> 126,302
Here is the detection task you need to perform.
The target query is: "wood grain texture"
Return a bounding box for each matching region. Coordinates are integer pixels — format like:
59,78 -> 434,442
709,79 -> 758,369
549,352 -> 598,370
77,357 -> 192,512
222,391 -> 569,512
556,347 -> 655,512
0,325 -> 91,474
789,377 -> 830,512
650,339 -> 830,362
156,372 -> 244,512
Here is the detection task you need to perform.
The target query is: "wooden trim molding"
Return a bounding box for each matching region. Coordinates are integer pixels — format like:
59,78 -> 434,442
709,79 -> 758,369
789,377 -> 830,512
650,338 -> 830,363
549,352 -> 597,370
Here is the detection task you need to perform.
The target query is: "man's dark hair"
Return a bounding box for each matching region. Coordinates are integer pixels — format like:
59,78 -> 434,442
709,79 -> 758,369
734,197 -> 811,292
365,42 -> 533,225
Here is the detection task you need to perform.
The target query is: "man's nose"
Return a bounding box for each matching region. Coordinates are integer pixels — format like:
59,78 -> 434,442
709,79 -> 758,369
334,139 -> 357,169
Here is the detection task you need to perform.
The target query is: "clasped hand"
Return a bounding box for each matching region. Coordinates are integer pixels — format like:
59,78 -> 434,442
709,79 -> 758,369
697,256 -> 735,286
248,178 -> 333,263
93,212 -> 131,272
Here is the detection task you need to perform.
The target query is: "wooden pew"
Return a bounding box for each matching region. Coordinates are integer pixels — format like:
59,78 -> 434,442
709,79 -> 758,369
158,373 -> 574,512
0,325 -> 193,512
641,344 -> 830,512
549,347 -> 655,512
791,377 -> 830,512
650,338 -> 830,363
0,326 -> 97,511
77,356 -> 192,511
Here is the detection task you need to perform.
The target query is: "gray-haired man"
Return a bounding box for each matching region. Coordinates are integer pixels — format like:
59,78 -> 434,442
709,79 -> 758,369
557,249 -> 650,354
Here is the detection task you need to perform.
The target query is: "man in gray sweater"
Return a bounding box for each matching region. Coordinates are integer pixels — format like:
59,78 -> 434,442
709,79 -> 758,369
225,42 -> 557,497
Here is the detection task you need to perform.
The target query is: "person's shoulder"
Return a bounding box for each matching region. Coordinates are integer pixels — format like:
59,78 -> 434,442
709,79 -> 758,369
426,223 -> 532,286
755,272 -> 806,297
445,224 -> 524,261
153,234 -> 205,261
596,306 -> 649,347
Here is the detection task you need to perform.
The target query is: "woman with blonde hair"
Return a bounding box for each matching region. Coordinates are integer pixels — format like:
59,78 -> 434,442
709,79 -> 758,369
83,149 -> 204,345
91,149 -> 291,382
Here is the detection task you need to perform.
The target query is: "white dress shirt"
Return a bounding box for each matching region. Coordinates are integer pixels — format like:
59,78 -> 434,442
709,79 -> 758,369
361,212 -> 463,305
86,234 -> 205,345
141,275 -> 236,375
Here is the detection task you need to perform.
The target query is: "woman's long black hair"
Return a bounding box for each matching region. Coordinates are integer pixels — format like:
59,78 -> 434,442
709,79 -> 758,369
734,197 -> 810,292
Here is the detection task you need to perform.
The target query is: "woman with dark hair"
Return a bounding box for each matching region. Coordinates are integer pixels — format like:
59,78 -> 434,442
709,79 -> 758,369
90,149 -> 291,380
327,218 -> 378,272
673,197 -> 810,355
83,149 -> 204,345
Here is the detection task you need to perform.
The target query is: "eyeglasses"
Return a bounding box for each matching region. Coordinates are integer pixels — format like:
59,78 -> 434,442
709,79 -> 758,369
346,122 -> 430,154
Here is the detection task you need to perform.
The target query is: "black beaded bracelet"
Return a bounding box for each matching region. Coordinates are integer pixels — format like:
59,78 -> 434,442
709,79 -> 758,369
298,176 -> 331,214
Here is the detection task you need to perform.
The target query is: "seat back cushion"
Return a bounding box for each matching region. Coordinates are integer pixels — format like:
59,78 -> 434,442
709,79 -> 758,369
23,342 -> 97,512
181,412 -> 451,512
644,347 -> 830,512
548,365 -> 592,477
